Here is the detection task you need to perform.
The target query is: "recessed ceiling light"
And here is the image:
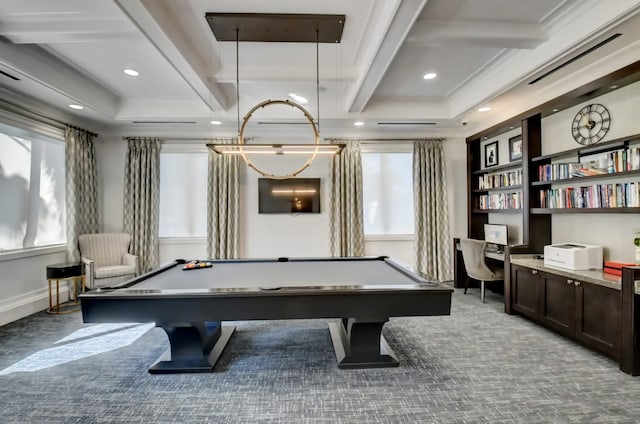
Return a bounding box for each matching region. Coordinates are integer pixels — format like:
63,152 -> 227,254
289,93 -> 308,104
552,108 -> 559,112
478,107 -> 491,112
610,85 -> 618,89
69,104 -> 84,110
423,72 -> 437,80
124,69 -> 139,77
210,120 -> 222,125
354,121 -> 364,126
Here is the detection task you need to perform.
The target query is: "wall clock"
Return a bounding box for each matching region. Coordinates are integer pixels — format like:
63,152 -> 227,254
571,103 -> 611,145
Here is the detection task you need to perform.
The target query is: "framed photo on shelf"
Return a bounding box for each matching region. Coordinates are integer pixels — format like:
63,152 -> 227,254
484,141 -> 498,167
509,135 -> 523,162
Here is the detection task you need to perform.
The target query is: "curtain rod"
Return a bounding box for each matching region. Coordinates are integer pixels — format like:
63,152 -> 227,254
127,137 -> 252,142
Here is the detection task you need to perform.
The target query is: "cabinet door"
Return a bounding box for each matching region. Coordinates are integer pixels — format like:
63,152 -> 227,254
512,266 -> 540,320
574,281 -> 621,359
539,272 -> 574,336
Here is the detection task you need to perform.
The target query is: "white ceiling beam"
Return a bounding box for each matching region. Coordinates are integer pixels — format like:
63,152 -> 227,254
0,39 -> 119,117
115,0 -> 231,112
405,20 -> 548,49
347,0 -> 428,113
0,19 -> 138,44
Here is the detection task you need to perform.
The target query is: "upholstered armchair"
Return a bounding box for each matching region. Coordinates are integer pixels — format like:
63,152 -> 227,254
78,233 -> 139,289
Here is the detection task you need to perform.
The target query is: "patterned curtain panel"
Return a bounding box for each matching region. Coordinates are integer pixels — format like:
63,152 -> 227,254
329,140 -> 364,257
414,138 -> 452,282
123,137 -> 160,273
207,138 -> 240,259
65,126 -> 99,262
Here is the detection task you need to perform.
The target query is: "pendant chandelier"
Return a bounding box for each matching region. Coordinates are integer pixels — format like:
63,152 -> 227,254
205,13 -> 345,179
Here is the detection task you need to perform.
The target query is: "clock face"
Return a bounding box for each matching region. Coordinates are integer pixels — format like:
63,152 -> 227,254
571,103 -> 611,145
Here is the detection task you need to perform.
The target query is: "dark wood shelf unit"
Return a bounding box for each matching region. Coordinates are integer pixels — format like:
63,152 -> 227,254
467,59 -> 640,255
532,169 -> 640,186
531,207 -> 640,214
473,185 -> 523,193
472,160 -> 523,175
464,60 -> 640,375
472,208 -> 523,214
531,132 -> 640,163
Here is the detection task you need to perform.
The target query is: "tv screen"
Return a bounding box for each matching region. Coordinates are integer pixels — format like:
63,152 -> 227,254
258,178 -> 321,214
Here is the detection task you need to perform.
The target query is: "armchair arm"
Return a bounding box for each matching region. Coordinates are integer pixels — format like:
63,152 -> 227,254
123,253 -> 140,276
81,257 -> 95,289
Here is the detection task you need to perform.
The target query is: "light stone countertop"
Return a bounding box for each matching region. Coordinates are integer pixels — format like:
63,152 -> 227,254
510,255 -> 640,293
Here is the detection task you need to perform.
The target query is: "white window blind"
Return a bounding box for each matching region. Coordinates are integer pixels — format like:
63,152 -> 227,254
159,152 -> 208,237
0,127 -> 66,251
362,152 -> 414,235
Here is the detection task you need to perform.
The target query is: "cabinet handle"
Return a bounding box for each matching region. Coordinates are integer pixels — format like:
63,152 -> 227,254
575,281 -> 581,286
567,279 -> 574,285
532,270 -> 538,275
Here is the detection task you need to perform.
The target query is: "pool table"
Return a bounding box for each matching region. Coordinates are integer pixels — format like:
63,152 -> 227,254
80,256 -> 452,373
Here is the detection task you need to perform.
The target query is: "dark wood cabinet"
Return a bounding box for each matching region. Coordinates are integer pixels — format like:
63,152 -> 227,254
540,272 -> 575,337
511,264 -> 622,361
511,265 -> 540,319
575,280 -> 621,358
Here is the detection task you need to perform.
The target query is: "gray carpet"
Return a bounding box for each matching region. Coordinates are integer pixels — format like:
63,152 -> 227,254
1,288 -> 640,423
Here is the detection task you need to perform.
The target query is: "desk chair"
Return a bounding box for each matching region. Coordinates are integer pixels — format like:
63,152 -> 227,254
460,238 -> 504,303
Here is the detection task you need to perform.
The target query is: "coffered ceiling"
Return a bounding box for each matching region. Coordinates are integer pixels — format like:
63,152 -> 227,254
1,0 -> 640,138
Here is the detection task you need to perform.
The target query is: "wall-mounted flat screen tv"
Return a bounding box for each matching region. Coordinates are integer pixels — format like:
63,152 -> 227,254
258,178 -> 321,214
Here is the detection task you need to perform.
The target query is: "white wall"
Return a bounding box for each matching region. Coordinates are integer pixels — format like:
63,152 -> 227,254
541,80 -> 640,262
97,136 -> 466,269
0,247 -> 68,326
444,137 -> 468,240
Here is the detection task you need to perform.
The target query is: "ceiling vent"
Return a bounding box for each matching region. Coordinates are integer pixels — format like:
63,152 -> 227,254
0,70 -> 20,81
529,33 -> 622,85
257,121 -> 313,125
377,122 -> 436,125
132,121 -> 196,124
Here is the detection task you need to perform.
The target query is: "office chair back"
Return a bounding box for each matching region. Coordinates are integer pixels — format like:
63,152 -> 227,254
460,238 -> 504,303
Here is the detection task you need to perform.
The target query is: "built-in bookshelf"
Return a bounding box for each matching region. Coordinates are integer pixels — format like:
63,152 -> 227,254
465,59 -> 640,254
530,133 -> 640,213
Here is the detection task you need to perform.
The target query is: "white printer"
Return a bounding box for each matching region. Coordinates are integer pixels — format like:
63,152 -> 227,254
543,243 -> 603,270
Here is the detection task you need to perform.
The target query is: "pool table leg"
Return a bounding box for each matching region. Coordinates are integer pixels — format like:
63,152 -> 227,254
149,321 -> 235,374
328,318 -> 399,369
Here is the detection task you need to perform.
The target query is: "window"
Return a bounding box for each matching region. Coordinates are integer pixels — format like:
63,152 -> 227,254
0,126 -> 66,251
362,152 -> 414,235
159,152 -> 208,237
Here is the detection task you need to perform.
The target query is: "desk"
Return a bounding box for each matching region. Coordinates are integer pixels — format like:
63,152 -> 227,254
80,256 -> 453,373
47,263 -> 85,314
453,238 -> 505,289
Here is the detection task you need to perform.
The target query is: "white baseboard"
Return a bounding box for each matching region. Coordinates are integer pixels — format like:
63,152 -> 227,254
0,286 -> 72,327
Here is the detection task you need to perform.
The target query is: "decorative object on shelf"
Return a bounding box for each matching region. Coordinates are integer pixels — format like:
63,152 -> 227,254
484,140 -> 498,167
205,13 -> 346,179
509,134 -> 522,161
571,103 -> 611,145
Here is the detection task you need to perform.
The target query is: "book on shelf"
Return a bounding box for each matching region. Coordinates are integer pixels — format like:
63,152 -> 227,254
537,181 -> 639,208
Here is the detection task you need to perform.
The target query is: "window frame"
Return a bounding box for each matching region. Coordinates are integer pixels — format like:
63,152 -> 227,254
0,107 -> 66,260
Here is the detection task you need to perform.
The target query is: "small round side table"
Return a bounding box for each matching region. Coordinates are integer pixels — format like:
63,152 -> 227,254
46,262 -> 85,314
